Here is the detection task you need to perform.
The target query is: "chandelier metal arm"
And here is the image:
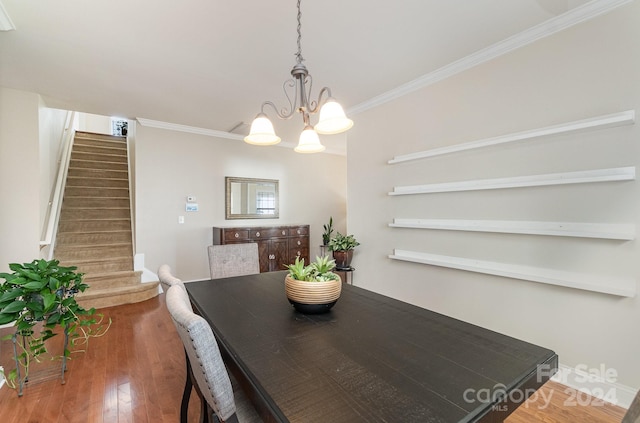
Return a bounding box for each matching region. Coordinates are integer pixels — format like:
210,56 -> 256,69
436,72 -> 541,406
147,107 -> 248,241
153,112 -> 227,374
260,81 -> 297,120
307,86 -> 333,114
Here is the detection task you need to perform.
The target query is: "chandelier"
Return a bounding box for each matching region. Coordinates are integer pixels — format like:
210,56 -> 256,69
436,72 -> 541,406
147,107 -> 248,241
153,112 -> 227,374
244,0 -> 353,153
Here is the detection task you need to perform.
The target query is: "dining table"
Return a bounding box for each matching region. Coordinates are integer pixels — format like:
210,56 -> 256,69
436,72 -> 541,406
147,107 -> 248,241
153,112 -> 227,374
186,270 -> 558,423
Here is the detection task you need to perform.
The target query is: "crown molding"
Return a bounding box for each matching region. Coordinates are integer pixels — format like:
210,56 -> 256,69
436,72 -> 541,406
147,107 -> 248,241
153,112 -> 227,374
347,0 -> 633,116
0,1 -> 15,31
135,117 -> 346,156
136,117 -> 245,140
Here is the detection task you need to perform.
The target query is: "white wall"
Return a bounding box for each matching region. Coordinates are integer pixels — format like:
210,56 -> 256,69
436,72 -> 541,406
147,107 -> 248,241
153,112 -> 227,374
38,106 -> 69,234
134,125 -> 347,281
0,87 -> 42,272
347,2 -> 640,390
77,113 -> 112,134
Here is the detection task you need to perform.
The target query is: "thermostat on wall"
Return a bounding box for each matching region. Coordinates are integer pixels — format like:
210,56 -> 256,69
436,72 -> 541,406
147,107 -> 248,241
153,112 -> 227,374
186,203 -> 199,212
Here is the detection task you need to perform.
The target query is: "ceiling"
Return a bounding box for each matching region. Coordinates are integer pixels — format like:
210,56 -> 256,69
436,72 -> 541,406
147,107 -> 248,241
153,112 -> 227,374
0,0 -> 591,154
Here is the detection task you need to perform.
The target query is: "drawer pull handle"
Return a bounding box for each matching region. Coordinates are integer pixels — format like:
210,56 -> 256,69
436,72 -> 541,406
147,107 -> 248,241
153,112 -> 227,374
269,254 -> 275,260
256,232 -> 260,237
282,230 -> 286,235
297,241 -> 301,246
297,229 -> 301,234
234,233 -> 239,238
297,251 -> 301,256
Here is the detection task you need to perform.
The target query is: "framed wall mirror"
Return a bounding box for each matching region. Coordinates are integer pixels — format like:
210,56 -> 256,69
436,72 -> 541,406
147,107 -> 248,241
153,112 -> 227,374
225,177 -> 279,219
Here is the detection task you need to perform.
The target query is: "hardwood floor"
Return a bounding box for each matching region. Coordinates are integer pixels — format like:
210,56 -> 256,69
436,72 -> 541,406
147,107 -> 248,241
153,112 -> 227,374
0,295 -> 627,422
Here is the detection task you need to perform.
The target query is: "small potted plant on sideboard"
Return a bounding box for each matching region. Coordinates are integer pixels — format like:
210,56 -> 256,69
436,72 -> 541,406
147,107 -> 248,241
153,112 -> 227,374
322,217 -> 334,247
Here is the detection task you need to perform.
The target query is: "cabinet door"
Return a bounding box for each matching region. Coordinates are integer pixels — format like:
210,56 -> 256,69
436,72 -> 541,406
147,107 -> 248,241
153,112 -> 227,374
255,240 -> 270,273
269,238 -> 289,271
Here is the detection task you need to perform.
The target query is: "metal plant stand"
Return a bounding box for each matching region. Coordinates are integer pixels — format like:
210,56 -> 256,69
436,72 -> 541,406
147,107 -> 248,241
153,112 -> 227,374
11,323 -> 70,397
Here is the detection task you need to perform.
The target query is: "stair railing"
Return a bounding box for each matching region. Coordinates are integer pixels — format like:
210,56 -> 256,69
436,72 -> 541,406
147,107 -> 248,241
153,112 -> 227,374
126,122 -> 136,256
41,111 -> 77,259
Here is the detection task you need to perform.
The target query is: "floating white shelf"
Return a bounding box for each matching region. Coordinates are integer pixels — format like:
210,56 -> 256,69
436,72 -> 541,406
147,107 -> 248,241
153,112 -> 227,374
389,219 -> 636,240
388,250 -> 637,297
389,166 -> 636,196
388,110 -> 636,164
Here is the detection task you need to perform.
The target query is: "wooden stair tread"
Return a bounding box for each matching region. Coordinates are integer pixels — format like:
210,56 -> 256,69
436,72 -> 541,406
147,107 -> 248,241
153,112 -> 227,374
76,282 -> 159,309
78,282 -> 157,296
58,217 -> 131,221
60,256 -> 133,264
71,151 -> 127,163
62,196 -> 130,199
66,186 -> 129,189
75,133 -> 126,142
67,182 -> 129,185
84,269 -> 141,277
73,142 -> 126,149
70,158 -> 128,164
58,230 -> 131,234
60,207 -> 131,210
56,242 -> 131,248
68,167 -> 127,171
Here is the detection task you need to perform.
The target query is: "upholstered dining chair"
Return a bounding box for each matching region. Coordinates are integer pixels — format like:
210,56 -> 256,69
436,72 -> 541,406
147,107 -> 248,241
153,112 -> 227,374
207,243 -> 260,279
158,264 -> 185,294
622,389 -> 640,423
165,285 -> 261,423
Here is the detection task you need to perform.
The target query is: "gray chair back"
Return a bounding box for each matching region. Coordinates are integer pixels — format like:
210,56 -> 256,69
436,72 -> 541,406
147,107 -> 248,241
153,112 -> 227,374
623,389 -> 640,423
166,285 -> 237,422
207,243 -> 260,279
158,264 -> 186,294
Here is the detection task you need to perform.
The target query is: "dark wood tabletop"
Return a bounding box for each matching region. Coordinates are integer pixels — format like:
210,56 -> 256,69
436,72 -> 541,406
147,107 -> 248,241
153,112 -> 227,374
186,271 -> 557,423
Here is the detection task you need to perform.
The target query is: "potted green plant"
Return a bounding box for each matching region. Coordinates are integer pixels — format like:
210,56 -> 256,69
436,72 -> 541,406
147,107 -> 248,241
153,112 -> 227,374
328,232 -> 360,270
284,256 -> 342,314
0,259 -> 109,396
321,217 -> 334,246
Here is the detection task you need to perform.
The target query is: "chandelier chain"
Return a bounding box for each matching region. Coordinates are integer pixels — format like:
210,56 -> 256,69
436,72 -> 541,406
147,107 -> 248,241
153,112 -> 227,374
295,0 -> 304,64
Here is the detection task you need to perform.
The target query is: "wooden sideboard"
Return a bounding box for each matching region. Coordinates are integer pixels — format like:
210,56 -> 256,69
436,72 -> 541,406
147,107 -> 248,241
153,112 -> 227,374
212,225 -> 309,273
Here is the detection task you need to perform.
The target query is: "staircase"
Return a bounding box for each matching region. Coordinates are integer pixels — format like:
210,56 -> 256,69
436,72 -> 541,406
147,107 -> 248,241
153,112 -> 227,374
54,131 -> 158,309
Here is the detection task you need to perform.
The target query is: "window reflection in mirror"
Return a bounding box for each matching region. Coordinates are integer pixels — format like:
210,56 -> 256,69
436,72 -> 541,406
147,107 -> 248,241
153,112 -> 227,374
225,177 -> 279,219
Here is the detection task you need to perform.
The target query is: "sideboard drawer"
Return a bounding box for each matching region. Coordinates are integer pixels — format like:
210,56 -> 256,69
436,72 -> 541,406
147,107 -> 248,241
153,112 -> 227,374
223,229 -> 249,242
250,228 -> 284,239
290,236 -> 307,249
289,226 -> 309,236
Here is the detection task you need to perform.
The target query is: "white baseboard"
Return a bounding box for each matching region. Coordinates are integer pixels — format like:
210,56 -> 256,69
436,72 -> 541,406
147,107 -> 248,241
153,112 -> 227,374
552,363 -> 638,409
141,268 -> 158,284
134,253 -> 162,293
134,253 -> 145,272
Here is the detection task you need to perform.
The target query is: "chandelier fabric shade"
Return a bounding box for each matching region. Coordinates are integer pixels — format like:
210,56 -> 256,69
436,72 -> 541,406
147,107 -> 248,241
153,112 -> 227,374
243,0 -> 353,153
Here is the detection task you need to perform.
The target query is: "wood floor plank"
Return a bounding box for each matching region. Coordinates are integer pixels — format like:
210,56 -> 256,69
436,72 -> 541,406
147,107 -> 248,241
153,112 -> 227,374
505,380 -> 627,423
0,294 -> 628,422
